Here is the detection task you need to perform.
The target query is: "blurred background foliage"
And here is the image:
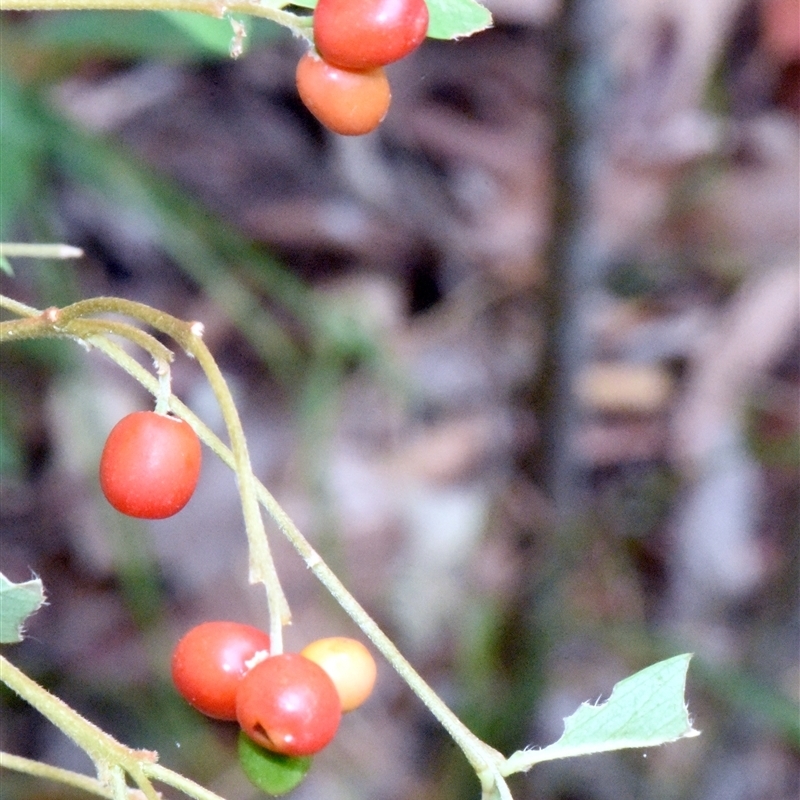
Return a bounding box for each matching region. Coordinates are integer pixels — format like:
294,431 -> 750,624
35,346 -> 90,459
1,1 -> 798,799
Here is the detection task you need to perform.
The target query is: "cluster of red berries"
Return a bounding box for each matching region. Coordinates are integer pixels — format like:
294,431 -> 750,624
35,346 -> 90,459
296,0 -> 430,135
172,622 -> 377,793
98,411 -> 377,792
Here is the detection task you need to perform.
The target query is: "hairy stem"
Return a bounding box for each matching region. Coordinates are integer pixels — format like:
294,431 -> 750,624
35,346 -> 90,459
1,752 -> 116,799
0,656 -> 159,800
0,0 -> 314,40
0,751 -> 233,800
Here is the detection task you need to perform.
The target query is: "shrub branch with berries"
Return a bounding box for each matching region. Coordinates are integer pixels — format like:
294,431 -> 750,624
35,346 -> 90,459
0,4 -> 699,795
0,0 -> 493,135
0,247 -> 699,799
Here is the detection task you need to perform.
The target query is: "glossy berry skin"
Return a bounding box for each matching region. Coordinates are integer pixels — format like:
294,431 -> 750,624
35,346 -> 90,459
171,621 -> 271,720
301,637 -> 377,712
296,51 -> 390,136
313,0 -> 429,70
236,653 -> 342,757
99,411 -> 201,519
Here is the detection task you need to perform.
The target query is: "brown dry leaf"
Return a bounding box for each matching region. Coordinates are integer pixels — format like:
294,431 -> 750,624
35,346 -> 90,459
576,362 -> 674,414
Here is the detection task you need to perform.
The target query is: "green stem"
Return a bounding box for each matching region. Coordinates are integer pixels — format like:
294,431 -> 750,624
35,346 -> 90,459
109,766 -> 131,800
0,751 -> 234,800
0,752 -> 233,800
0,752 -> 115,799
0,656 -> 159,800
255,485 -> 508,776
143,763 -> 230,800
0,295 -> 41,317
0,243 -> 83,259
190,328 -> 292,645
0,0 -> 314,40
0,315 -> 175,369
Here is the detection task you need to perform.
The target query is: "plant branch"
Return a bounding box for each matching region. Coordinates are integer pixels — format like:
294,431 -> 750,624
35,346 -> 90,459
108,349 -> 510,784
0,0 -> 314,40
0,751 -> 233,800
0,243 -> 84,259
2,297 -> 291,648
0,314 -> 174,368
0,752 -> 117,799
143,762 -> 230,800
0,656 -> 160,800
0,296 -> 511,796
0,295 -> 40,317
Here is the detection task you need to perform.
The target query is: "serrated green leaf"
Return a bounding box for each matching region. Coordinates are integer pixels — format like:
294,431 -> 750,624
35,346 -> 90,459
426,0 -> 492,39
504,655 -> 699,774
0,573 -> 46,644
287,0 -> 492,39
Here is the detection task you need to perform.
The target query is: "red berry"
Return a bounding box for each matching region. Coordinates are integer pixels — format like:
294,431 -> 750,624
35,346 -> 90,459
296,51 -> 391,136
314,0 -> 429,70
99,411 -> 201,519
171,621 -> 271,720
236,653 -> 342,757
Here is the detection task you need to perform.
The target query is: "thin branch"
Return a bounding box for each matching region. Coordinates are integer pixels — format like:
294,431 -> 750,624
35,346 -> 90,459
0,0 -> 314,40
1,752 -> 115,799
0,243 -> 83,259
0,656 -> 160,800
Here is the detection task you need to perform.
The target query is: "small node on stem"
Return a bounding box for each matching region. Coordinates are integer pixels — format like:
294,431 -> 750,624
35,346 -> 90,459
42,307 -> 60,324
154,362 -> 173,416
155,359 -> 169,376
306,552 -> 322,569
189,321 -> 205,338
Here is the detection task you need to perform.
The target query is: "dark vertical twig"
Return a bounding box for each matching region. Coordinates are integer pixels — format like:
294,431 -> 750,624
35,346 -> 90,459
528,0 -> 612,519
459,0 -> 617,776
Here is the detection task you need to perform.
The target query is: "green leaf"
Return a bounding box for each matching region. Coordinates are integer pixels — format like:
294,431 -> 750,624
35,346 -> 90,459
0,256 -> 13,276
504,654 -> 700,774
0,572 -> 46,644
288,0 -> 492,39
238,731 -> 312,795
426,0 -> 492,39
